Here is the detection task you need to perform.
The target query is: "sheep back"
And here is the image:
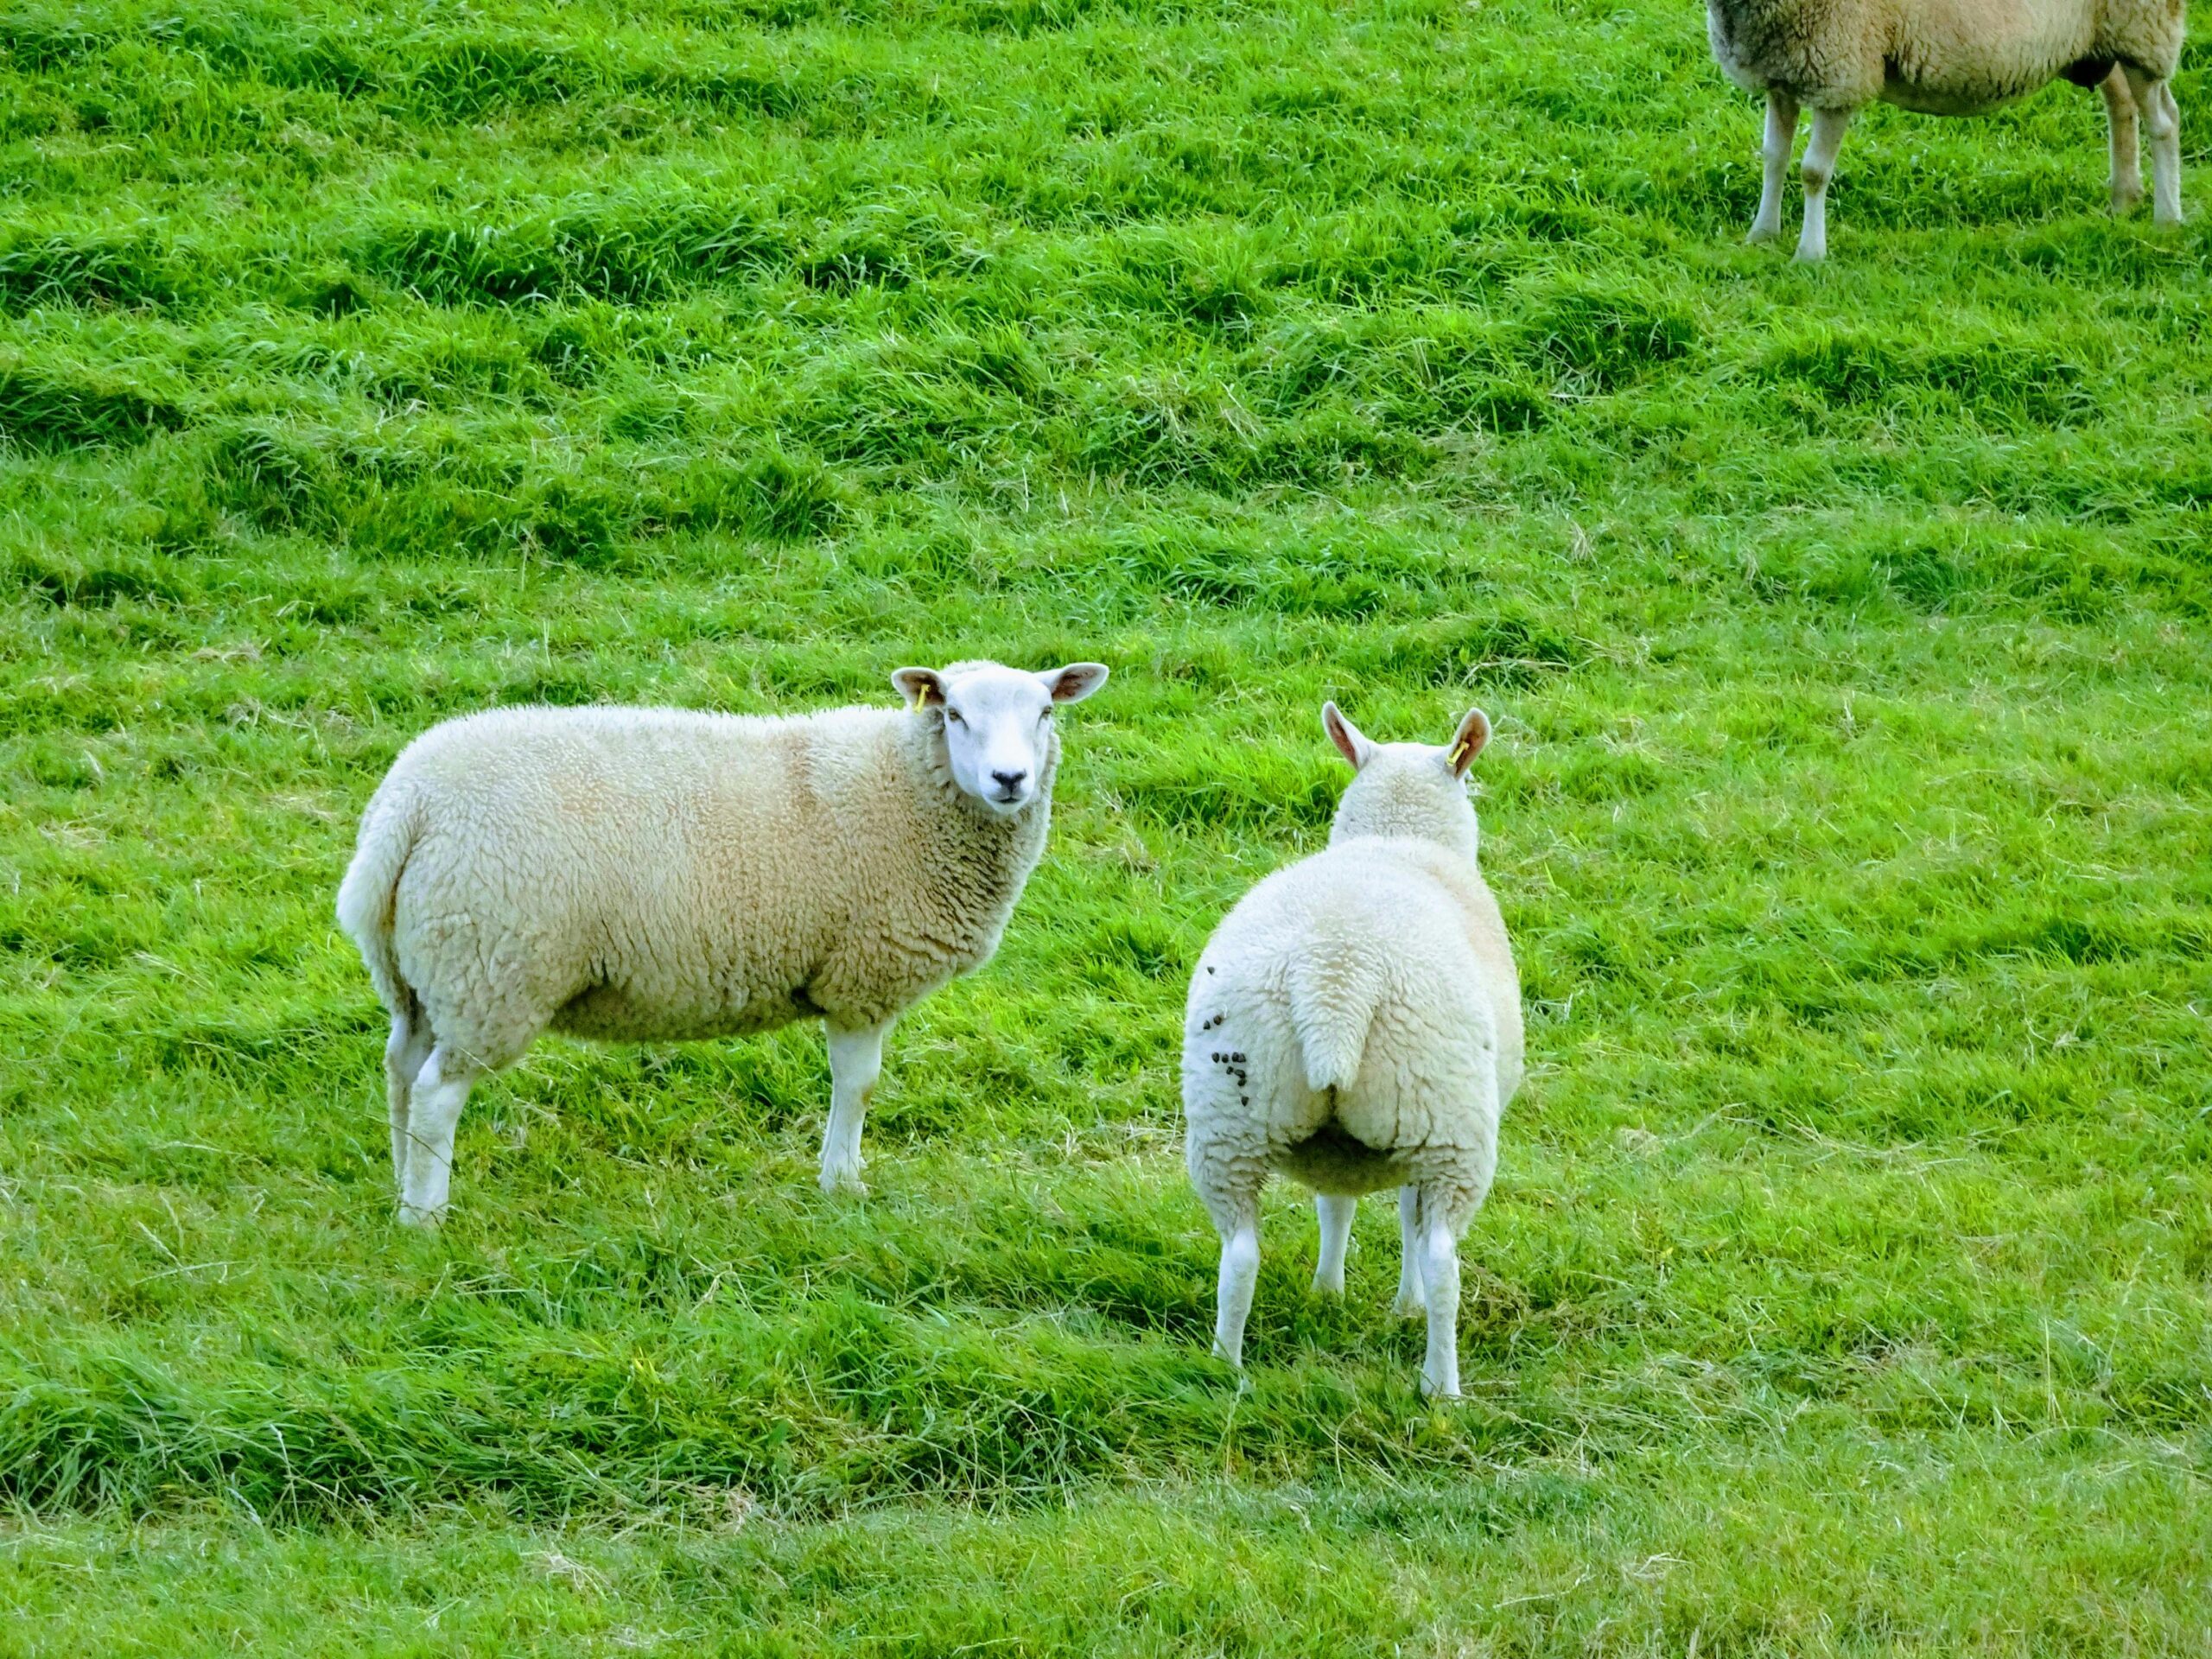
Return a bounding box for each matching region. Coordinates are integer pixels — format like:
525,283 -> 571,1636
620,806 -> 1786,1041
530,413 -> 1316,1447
1185,838 -> 1522,1195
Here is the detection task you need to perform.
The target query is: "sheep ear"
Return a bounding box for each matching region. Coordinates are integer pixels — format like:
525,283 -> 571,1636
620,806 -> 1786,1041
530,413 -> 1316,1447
1445,708 -> 1491,777
1038,663 -> 1109,703
892,667 -> 945,709
1322,701 -> 1372,771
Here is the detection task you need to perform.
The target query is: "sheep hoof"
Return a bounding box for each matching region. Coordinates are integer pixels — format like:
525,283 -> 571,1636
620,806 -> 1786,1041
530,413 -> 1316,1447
1420,1376 -> 1463,1402
1312,1274 -> 1345,1298
1391,1293 -> 1424,1319
1745,222 -> 1780,245
818,1167 -> 868,1198
2111,191 -> 2144,218
397,1203 -> 444,1229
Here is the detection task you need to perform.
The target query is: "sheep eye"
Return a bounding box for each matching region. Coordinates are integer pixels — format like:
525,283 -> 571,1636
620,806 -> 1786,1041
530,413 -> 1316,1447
944,709 -> 963,725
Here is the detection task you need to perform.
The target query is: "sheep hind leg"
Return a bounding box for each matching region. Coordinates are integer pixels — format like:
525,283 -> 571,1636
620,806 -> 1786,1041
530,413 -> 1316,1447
2122,68 -> 2183,226
398,1044 -> 482,1228
1213,1214 -> 1261,1370
1750,89 -> 1800,244
2101,68 -> 2142,215
821,1018 -> 889,1195
383,1010 -> 434,1194
1795,106 -> 1853,262
1191,1154 -> 1264,1370
1392,1185 -> 1424,1317
1313,1194 -> 1356,1296
1414,1185 -> 1475,1400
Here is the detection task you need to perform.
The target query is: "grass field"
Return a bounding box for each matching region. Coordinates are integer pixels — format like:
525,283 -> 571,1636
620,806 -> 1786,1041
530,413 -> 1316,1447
3,0 -> 2209,1650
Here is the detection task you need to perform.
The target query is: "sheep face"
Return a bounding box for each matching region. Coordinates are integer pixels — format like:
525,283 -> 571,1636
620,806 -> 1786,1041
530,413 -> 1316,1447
891,659 -> 1109,817
1321,701 -> 1491,861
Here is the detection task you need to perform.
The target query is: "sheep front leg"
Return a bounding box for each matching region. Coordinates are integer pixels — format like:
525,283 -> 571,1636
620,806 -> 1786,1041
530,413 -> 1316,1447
1750,89 -> 1800,244
2101,68 -> 2142,215
398,1045 -> 480,1227
1392,1185 -> 1425,1316
1313,1194 -> 1356,1295
821,1019 -> 888,1194
1795,105 -> 1853,262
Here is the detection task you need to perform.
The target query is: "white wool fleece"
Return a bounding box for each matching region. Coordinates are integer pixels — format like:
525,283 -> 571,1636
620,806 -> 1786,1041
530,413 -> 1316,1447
338,659 -> 1107,1224
1708,0 -> 2188,257
1182,702 -> 1522,1399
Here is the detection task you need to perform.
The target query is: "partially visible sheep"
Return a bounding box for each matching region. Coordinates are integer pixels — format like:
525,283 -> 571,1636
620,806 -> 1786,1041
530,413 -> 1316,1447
1182,702 -> 1522,1398
336,658 -> 1109,1224
1707,0 -> 2188,259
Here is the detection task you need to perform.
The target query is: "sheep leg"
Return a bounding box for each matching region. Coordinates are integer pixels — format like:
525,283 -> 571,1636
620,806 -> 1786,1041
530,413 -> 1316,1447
2101,68 -> 2142,215
1750,89 -> 1800,244
820,1019 -> 888,1195
2124,68 -> 2183,226
2158,84 -> 2184,224
1795,106 -> 1853,262
1313,1194 -> 1356,1295
383,1011 -> 435,1192
1416,1194 -> 1463,1400
1213,1214 -> 1261,1370
398,1044 -> 480,1227
1392,1185 -> 1425,1316
1188,1124 -> 1266,1370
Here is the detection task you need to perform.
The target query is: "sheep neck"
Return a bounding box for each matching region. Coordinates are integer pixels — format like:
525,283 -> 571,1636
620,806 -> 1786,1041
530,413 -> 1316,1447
894,713 -> 1056,946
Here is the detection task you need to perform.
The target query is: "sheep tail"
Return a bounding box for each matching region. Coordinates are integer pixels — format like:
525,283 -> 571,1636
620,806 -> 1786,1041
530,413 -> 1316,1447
1287,944 -> 1384,1095
335,783 -> 423,1020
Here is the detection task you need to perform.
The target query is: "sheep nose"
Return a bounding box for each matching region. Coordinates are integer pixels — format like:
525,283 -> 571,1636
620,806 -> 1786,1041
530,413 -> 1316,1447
991,768 -> 1028,794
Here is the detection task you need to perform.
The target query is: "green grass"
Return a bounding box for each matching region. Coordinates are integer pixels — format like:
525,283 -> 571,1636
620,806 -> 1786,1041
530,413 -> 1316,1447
2,0 -> 2209,1649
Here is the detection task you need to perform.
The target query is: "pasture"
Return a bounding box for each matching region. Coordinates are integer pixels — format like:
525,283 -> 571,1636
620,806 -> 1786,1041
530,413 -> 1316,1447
2,0 -> 2208,1649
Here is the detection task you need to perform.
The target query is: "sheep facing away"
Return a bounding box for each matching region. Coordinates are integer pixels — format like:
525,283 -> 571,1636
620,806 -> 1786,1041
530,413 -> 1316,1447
1182,702 -> 1522,1398
1707,0 -> 2188,259
336,659 -> 1108,1224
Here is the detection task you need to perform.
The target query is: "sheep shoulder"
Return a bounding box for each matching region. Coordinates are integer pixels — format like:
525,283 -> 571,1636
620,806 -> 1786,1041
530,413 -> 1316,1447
1707,0 -> 1885,100
802,710 -> 1058,1028
1203,839 -> 1519,1084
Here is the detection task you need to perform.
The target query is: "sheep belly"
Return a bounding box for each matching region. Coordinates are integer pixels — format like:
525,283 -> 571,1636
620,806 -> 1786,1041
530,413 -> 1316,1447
1274,1123 -> 1413,1196
550,978 -> 820,1042
1878,13 -> 2097,114
1878,67 -> 2067,115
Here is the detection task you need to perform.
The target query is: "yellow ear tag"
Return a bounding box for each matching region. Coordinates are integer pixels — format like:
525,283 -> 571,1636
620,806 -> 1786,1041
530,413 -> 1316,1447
1448,736 -> 1472,768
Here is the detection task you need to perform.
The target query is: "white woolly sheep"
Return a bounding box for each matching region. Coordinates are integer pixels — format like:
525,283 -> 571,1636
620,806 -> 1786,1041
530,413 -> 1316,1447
1707,0 -> 2188,259
1182,702 -> 1522,1398
336,658 -> 1109,1224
